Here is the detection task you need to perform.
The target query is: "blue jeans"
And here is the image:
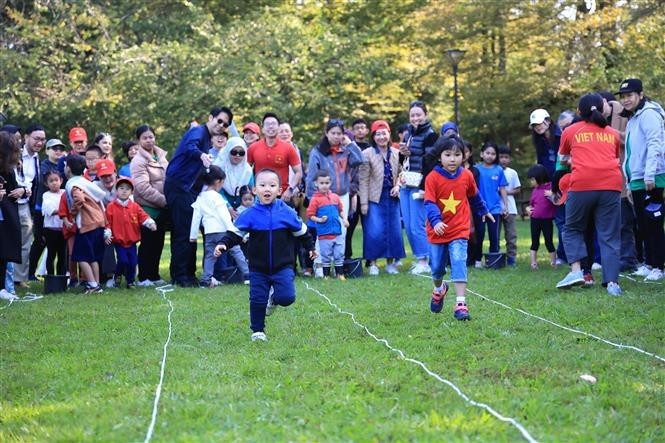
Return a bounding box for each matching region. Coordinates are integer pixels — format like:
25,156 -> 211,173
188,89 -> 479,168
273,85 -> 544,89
399,187 -> 429,259
248,268 -> 296,333
430,239 -> 468,282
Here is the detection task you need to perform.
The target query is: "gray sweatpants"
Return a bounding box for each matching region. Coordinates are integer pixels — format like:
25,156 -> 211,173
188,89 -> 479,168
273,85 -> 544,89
563,190 -> 621,284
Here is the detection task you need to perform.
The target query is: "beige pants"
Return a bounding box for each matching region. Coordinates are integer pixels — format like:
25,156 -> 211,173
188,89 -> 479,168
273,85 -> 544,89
14,203 -> 33,282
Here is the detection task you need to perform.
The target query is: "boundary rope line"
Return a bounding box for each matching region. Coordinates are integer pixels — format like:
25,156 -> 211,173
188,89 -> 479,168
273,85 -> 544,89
304,282 -> 539,443
144,284 -> 175,443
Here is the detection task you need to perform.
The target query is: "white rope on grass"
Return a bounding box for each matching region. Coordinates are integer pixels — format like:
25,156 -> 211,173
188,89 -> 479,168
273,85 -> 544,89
412,272 -> 665,363
144,284 -> 175,443
304,282 -> 539,443
0,292 -> 44,311
464,287 -> 665,363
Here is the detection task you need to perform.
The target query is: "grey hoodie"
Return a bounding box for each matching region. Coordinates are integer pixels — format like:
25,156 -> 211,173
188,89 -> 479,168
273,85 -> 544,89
624,99 -> 665,188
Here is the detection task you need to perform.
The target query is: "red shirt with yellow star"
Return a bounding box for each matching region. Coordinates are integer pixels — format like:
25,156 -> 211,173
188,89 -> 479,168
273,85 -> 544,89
424,166 -> 489,244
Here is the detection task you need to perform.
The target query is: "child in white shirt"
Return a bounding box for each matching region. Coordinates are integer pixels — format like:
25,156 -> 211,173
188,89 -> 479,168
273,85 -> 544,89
498,146 -> 521,266
41,171 -> 67,275
190,166 -> 249,287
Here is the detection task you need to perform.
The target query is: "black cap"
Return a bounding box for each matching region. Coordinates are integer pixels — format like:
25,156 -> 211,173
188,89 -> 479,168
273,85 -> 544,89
616,78 -> 643,95
0,124 -> 21,134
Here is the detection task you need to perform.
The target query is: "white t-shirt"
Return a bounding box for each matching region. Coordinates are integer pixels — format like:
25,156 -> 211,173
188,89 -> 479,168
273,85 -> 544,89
502,167 -> 521,215
42,190 -> 65,229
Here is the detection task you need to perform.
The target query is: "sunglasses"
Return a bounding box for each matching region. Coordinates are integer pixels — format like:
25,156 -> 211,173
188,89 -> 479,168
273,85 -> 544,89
217,118 -> 229,128
230,149 -> 245,157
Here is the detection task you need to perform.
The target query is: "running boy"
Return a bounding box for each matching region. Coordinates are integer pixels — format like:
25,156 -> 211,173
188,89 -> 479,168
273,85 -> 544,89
214,169 -> 316,341
497,145 -> 521,266
424,137 -> 494,321
307,169 -> 349,280
105,178 -> 156,288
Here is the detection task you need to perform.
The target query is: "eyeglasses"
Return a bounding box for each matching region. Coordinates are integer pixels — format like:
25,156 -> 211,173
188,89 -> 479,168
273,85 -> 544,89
230,149 -> 245,157
30,135 -> 46,143
217,119 -> 229,128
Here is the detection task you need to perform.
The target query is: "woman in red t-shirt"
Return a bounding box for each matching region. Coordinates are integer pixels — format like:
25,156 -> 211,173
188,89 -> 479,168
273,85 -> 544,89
556,93 -> 623,296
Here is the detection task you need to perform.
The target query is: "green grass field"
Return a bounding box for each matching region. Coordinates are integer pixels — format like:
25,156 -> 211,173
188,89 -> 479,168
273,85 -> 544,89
1,220 -> 663,442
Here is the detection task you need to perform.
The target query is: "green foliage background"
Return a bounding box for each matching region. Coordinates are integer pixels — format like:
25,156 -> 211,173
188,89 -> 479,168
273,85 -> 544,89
2,0 -> 664,166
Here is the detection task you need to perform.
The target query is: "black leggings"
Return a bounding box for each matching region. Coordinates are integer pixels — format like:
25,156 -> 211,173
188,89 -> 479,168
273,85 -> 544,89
530,218 -> 555,252
43,228 -> 67,275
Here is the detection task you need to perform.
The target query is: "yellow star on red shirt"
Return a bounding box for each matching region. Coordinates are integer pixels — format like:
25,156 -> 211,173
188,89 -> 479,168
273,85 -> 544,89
440,192 -> 462,214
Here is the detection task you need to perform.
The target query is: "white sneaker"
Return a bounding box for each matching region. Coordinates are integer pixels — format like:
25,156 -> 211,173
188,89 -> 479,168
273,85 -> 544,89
645,268 -> 664,281
591,262 -> 602,271
368,264 -> 380,276
474,261 -> 483,269
105,278 -> 116,288
151,279 -> 167,286
385,264 -> 399,275
209,277 -> 222,287
394,260 -> 403,267
410,262 -> 431,275
633,265 -> 652,277
314,267 -> 324,279
266,287 -> 275,316
138,279 -> 154,287
0,289 -> 19,301
555,258 -> 565,266
251,332 -> 267,342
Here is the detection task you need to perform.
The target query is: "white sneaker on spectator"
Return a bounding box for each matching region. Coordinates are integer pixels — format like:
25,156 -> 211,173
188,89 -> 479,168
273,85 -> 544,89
368,264 -> 380,276
591,262 -> 602,270
385,264 -> 399,275
251,331 -> 267,342
0,289 -> 19,301
210,277 -> 222,287
410,262 -> 431,275
314,267 -> 324,279
152,279 -> 167,286
645,268 -> 664,281
138,279 -> 154,287
394,260 -> 403,267
105,278 -> 116,288
555,258 -> 565,266
474,261 -> 483,269
632,265 -> 651,277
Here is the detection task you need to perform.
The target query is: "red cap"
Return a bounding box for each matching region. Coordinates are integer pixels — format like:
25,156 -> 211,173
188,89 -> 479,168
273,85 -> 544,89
243,122 -> 261,135
371,120 -> 391,134
116,177 -> 134,190
69,127 -> 87,143
95,159 -> 116,177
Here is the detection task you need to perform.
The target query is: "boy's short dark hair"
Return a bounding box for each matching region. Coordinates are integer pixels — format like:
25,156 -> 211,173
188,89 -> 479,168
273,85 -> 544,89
497,145 -> 511,156
255,168 -> 281,186
85,144 -> 103,157
351,118 -> 367,127
66,153 -> 87,176
202,165 -> 226,185
313,169 -> 331,180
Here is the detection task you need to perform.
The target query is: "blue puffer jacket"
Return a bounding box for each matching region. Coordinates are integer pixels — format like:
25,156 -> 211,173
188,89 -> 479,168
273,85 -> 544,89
406,121 -> 438,173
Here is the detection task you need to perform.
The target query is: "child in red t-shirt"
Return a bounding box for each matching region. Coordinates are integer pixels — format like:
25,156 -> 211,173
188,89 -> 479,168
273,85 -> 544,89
424,137 -> 494,321
105,178 -> 156,288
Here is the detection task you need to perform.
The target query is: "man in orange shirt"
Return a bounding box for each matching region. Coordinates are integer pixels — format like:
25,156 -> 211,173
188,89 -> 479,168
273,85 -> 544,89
247,113 -> 302,203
